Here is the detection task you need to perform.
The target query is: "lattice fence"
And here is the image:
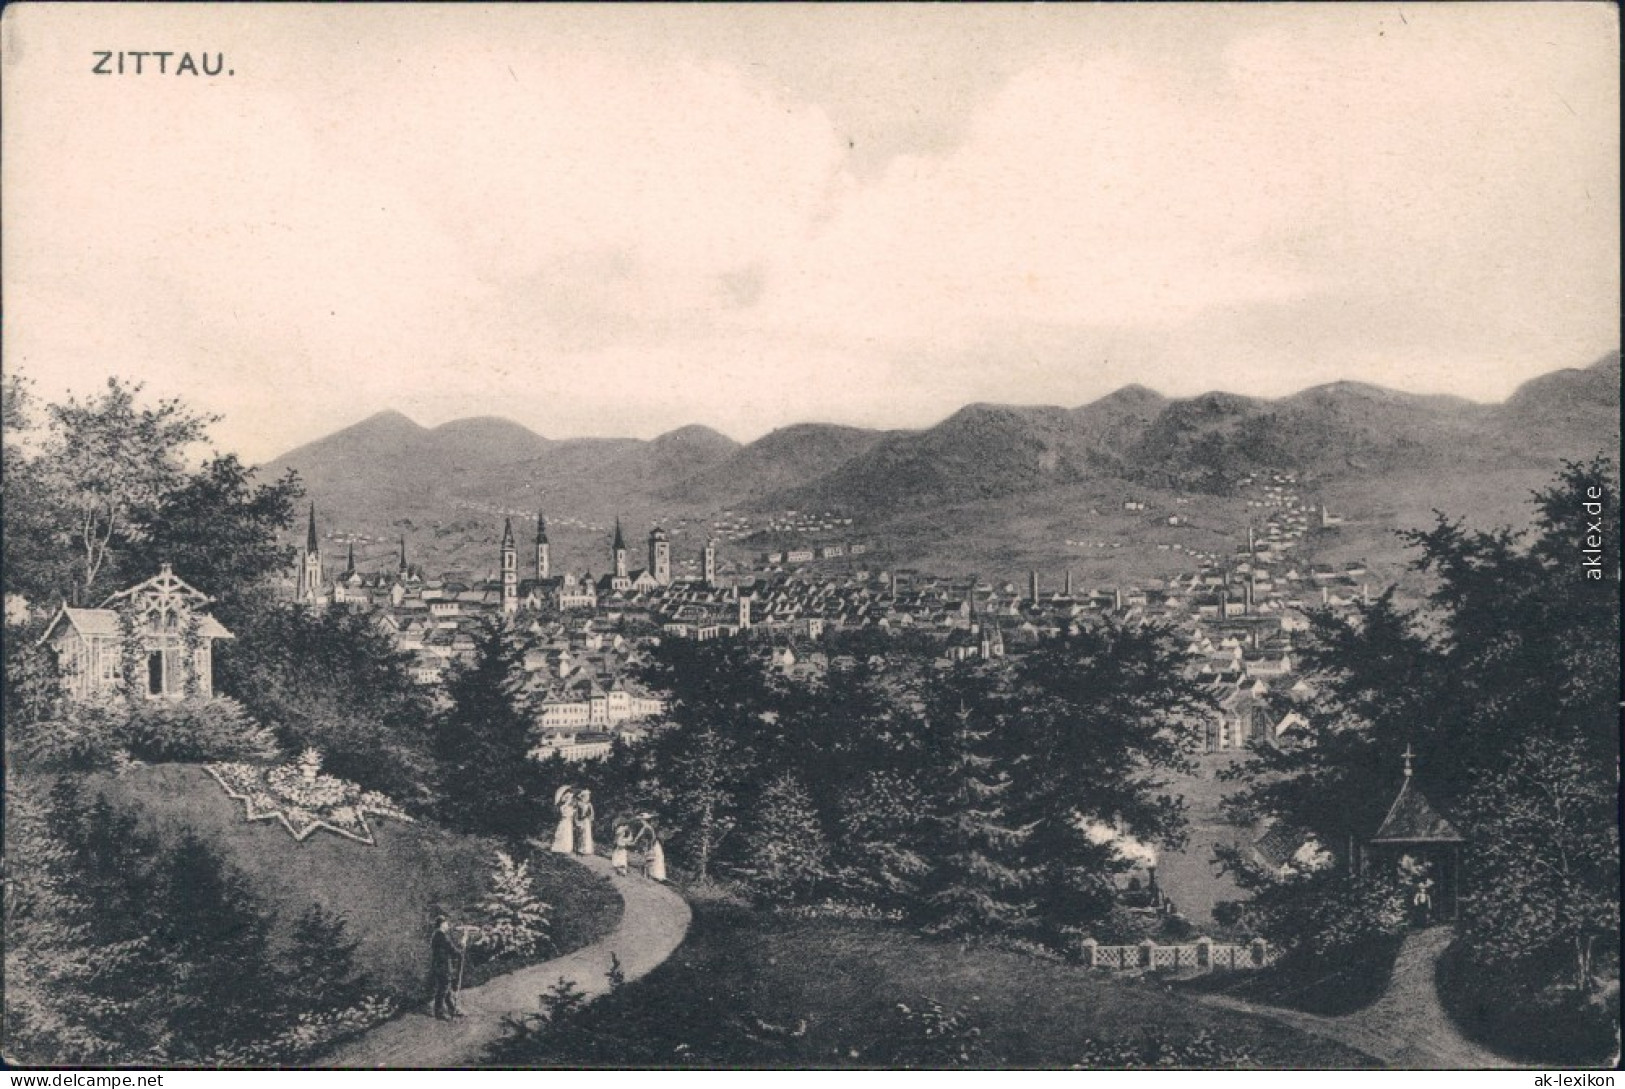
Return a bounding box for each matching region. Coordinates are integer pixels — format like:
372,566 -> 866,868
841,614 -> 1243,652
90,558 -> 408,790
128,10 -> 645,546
1079,937 -> 1276,972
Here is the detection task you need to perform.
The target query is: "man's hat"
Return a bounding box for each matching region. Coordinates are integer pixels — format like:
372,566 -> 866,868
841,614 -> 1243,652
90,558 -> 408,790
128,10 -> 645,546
434,912 -> 448,924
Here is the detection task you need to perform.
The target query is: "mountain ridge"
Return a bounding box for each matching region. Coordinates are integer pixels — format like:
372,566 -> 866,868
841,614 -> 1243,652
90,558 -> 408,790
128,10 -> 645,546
263,352 -> 1618,580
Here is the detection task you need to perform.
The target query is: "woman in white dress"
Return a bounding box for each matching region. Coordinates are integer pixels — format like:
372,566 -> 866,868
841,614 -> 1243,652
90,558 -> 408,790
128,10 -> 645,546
635,813 -> 666,882
550,787 -> 576,854
574,790 -> 595,855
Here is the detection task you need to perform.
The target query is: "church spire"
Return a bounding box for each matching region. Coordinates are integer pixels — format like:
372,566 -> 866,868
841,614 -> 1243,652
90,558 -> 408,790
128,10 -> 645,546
297,503 -> 324,606
535,512 -> 550,580
611,518 -> 629,580
500,517 -> 517,617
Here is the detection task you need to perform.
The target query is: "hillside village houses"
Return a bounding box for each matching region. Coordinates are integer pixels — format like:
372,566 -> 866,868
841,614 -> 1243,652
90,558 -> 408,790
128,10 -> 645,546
288,470 -> 1371,760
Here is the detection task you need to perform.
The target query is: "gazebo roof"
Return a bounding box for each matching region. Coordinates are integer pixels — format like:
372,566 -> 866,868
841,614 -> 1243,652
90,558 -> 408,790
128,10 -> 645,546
1372,775 -> 1462,844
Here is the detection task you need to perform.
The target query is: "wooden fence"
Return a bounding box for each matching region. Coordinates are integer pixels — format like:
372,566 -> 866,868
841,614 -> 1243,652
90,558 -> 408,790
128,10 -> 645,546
1079,936 -> 1277,972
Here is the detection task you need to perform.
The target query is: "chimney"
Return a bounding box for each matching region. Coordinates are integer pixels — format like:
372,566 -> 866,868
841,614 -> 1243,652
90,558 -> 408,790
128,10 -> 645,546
1244,577 -> 1254,615
1029,570 -> 1040,603
1064,570 -> 1074,597
1113,587 -> 1123,612
1219,589 -> 1229,618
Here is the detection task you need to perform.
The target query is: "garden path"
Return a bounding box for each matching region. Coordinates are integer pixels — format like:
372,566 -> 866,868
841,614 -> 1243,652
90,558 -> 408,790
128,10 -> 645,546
324,854 -> 690,1068
1195,927 -> 1514,1068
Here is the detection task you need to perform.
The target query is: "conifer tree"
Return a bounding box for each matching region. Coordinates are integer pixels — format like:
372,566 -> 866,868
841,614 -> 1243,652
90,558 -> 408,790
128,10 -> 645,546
285,904 -> 371,1013
22,782 -> 181,1062
916,676 -> 1037,938
472,850 -> 552,959
835,770 -> 932,907
662,722 -> 749,883
156,832 -> 284,1059
737,773 -> 833,905
433,620 -> 543,838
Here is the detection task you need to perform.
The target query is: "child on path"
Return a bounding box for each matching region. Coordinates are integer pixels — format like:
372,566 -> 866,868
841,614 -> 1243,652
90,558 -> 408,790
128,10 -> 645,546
611,821 -> 634,877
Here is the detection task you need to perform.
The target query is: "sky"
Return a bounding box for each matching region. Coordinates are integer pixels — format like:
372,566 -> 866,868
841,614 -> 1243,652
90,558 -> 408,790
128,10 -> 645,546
3,3 -> 1618,465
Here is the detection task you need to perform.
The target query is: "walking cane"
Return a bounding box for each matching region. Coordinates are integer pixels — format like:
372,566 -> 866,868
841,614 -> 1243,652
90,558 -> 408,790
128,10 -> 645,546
453,925 -> 478,1012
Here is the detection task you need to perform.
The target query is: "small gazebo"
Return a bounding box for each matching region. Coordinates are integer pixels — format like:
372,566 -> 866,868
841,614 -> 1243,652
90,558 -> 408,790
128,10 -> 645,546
1369,745 -> 1463,925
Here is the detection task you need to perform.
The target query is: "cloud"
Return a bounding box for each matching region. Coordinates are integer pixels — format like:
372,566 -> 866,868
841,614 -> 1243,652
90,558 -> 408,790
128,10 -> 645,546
3,3 -> 1616,463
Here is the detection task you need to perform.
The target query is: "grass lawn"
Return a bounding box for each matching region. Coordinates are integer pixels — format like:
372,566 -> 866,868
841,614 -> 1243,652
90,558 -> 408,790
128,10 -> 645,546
488,900 -> 1378,1069
1174,935 -> 1404,1017
1154,753 -> 1256,929
83,764 -> 622,998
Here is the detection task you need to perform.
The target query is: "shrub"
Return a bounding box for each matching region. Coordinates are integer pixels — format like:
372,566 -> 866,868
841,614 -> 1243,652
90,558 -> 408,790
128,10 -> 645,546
1090,905 -> 1162,945
122,696 -> 281,763
869,997 -> 993,1069
469,851 -> 552,961
1073,1028 -> 1262,1069
10,693 -> 127,771
1436,939 -> 1621,1066
11,694 -> 280,771
204,996 -> 398,1065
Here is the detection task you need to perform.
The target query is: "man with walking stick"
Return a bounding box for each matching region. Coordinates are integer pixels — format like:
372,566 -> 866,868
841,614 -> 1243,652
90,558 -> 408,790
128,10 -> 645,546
429,914 -> 466,1021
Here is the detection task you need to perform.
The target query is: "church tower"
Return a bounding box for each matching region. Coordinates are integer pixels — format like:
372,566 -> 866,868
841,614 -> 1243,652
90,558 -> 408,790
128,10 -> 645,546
649,525 -> 671,586
612,519 -> 629,580
297,503 -> 324,605
535,512 -> 550,579
702,539 -> 718,588
500,517 -> 518,617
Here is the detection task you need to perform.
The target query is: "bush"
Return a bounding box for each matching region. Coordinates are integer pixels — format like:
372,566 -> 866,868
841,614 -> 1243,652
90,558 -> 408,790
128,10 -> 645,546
11,694 -> 280,771
1073,1028 -> 1264,1069
122,696 -> 281,763
204,996 -> 398,1065
469,851 -> 552,961
1222,863 -> 1409,963
1436,940 -> 1620,1066
9,693 -> 127,771
869,997 -> 993,1069
1090,905 -> 1162,945
4,779 -> 389,1065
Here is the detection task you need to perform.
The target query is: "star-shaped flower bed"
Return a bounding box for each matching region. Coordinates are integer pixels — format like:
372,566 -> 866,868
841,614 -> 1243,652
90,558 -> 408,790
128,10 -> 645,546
206,749 -> 413,845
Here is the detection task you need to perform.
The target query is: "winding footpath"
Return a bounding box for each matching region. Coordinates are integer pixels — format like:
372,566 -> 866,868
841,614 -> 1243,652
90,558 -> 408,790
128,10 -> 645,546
1195,927 -> 1513,1069
324,854 -> 691,1068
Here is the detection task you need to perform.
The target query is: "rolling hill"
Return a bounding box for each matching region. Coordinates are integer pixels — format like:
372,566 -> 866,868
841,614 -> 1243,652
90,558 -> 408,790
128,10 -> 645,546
260,352 -> 1618,583
82,764 -> 622,997
665,423 -> 892,506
